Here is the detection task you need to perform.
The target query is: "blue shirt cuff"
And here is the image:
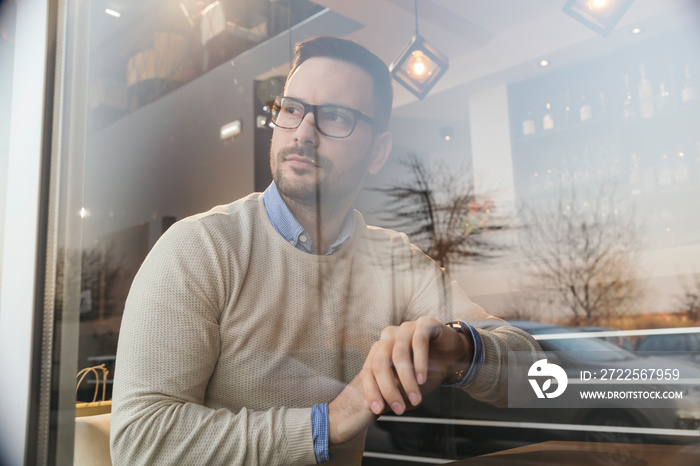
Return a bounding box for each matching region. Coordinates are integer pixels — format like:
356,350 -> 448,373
311,403 -> 330,463
445,321 -> 485,388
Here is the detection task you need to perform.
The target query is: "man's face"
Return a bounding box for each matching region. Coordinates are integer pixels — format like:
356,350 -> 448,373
270,57 -> 390,209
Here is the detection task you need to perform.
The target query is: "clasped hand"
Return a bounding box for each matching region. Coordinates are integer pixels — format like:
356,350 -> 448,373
329,316 -> 472,445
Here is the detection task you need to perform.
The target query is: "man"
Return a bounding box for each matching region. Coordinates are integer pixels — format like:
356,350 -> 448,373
111,36 -> 539,465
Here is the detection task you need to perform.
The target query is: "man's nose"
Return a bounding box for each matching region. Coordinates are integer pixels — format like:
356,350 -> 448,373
293,112 -> 319,147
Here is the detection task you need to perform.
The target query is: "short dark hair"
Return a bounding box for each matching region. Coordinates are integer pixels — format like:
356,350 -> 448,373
287,36 -> 393,131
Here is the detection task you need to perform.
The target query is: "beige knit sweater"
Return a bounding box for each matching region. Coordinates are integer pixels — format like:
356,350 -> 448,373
110,193 -> 538,465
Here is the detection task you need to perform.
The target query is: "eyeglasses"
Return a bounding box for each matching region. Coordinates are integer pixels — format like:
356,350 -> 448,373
270,96 -> 379,138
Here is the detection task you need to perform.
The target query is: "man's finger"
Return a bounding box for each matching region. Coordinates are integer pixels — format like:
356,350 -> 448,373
360,344 -> 385,415
411,324 -> 432,386
392,324 -> 422,406
371,338 -> 407,415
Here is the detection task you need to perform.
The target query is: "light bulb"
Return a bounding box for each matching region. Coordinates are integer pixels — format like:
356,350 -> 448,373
406,50 -> 429,78
586,0 -> 609,10
413,61 -> 425,76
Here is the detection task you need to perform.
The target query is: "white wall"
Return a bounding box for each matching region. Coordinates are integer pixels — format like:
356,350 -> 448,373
0,0 -> 49,464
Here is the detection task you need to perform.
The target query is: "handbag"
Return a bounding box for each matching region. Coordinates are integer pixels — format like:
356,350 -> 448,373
75,364 -> 112,417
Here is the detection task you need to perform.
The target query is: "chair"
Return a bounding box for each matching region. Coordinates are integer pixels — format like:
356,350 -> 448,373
74,413 -> 112,466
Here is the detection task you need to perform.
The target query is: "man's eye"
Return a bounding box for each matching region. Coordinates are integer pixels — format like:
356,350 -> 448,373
325,110 -> 352,125
284,105 -> 303,115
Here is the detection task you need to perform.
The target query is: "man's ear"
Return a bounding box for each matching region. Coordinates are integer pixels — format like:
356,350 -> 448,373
368,131 -> 392,175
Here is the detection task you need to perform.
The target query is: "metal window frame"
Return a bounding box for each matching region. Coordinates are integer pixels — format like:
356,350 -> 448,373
0,0 -> 88,464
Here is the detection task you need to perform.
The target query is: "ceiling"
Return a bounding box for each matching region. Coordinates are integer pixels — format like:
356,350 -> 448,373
312,0 -> 700,117
89,0 -> 700,120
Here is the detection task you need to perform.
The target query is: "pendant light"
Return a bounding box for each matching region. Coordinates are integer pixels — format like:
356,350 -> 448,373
389,0 -> 449,100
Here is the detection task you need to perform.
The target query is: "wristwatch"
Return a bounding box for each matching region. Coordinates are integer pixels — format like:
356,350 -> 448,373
442,321 -> 471,387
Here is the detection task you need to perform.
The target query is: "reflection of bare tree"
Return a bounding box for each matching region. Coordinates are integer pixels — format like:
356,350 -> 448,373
372,154 -> 508,271
521,186 -> 642,325
500,293 -> 558,323
676,273 -> 700,321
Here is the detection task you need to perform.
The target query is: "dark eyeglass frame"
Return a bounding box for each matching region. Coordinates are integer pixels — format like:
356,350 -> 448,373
270,96 -> 379,138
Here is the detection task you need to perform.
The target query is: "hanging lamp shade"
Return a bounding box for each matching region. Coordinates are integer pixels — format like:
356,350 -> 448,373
562,0 -> 635,37
390,34 -> 449,100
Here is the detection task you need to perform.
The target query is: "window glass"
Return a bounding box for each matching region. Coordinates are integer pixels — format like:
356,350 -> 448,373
74,0 -> 325,405
52,1 -> 700,464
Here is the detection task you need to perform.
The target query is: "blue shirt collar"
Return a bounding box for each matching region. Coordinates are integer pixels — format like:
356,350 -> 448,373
263,182 -> 355,255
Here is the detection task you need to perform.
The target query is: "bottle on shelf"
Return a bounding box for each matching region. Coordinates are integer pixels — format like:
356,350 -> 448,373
609,154 -> 621,184
681,64 -> 698,103
542,101 -> 554,131
674,149 -> 690,185
579,146 -> 591,183
642,152 -> 657,193
623,74 -> 637,120
654,82 -> 672,114
697,141 -> 700,183
545,167 -> 556,191
638,63 -> 654,119
563,89 -> 572,127
560,154 -> 571,188
522,109 -> 536,136
596,143 -> 617,181
658,152 -> 673,188
598,91 -> 608,118
570,151 -> 580,185
579,90 -> 592,122
629,153 -> 642,196
531,170 -> 542,194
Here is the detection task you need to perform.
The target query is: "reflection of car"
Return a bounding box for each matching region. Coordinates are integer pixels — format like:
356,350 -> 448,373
636,332 -> 700,365
371,322 -> 700,457
576,325 -> 635,351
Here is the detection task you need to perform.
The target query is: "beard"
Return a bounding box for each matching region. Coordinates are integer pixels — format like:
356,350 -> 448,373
271,143 -> 373,213
273,144 -> 327,206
